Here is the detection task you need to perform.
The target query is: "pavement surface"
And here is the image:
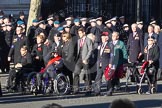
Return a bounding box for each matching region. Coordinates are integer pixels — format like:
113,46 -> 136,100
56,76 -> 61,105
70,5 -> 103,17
0,73 -> 162,108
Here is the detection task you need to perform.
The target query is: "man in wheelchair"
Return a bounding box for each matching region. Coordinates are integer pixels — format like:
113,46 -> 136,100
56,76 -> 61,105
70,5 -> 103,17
7,46 -> 32,92
36,49 -> 63,93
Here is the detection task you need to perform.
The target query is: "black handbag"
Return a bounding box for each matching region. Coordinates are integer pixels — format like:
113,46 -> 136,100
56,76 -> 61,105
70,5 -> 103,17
147,65 -> 156,75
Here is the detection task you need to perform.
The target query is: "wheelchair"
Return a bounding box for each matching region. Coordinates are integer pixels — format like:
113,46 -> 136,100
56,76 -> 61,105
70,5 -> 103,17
6,67 -> 36,94
28,68 -> 70,96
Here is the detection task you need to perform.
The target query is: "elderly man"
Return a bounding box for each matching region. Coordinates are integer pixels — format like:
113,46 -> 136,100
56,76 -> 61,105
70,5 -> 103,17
127,23 -> 143,63
94,32 -> 111,96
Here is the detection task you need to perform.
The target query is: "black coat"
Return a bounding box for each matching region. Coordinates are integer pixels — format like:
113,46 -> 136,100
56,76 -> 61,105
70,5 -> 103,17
127,32 -> 144,63
31,43 -> 45,71
27,25 -> 37,49
70,25 -> 82,37
119,30 -> 130,46
144,44 -> 159,69
8,35 -> 28,64
158,32 -> 162,68
89,26 -> 101,43
17,53 -> 32,68
96,24 -> 105,32
45,24 -> 53,36
62,39 -> 75,71
35,27 -> 47,38
16,53 -> 32,73
48,27 -> 59,42
5,30 -> 14,48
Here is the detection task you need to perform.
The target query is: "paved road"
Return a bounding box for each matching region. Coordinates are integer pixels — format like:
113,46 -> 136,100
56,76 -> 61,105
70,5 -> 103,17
0,74 -> 162,108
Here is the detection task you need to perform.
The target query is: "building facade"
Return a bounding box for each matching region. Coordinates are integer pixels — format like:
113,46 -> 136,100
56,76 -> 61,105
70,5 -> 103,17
0,0 -> 30,17
42,0 -> 162,24
0,0 -> 162,24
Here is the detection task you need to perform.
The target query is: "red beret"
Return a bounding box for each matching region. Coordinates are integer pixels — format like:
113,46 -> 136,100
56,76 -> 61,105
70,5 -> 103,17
101,32 -> 109,36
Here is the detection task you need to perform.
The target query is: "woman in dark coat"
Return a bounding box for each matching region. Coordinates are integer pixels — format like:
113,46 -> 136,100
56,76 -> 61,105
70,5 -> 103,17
144,36 -> 160,94
61,32 -> 75,89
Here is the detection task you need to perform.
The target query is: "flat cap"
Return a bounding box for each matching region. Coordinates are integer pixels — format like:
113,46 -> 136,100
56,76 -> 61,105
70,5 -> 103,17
123,24 -> 129,28
105,20 -> 111,24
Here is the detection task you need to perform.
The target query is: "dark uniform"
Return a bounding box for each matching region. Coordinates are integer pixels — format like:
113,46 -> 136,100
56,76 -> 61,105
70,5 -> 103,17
103,26 -> 113,34
8,34 -> 28,64
89,26 -> 101,44
48,27 -> 59,42
158,32 -> 162,69
46,24 -> 53,37
27,25 -> 37,50
4,29 -> 14,72
0,30 -> 7,72
35,27 -> 47,38
96,24 -> 105,33
127,32 -> 143,63
70,25 -> 82,37
119,24 -> 130,46
94,42 -> 111,95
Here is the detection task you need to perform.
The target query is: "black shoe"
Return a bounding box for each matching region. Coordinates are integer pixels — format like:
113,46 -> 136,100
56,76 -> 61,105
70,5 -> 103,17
6,86 -> 10,90
11,86 -> 18,92
85,91 -> 91,96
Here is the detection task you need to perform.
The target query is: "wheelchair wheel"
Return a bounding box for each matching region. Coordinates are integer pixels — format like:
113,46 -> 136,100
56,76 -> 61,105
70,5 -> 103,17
151,87 -> 156,94
138,88 -> 143,94
54,73 -> 70,95
26,72 -> 37,93
42,80 -> 49,95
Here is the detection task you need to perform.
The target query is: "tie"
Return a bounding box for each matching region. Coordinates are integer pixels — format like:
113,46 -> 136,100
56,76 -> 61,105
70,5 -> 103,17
113,41 -> 116,45
100,43 -> 105,56
133,33 -> 136,37
80,38 -> 83,47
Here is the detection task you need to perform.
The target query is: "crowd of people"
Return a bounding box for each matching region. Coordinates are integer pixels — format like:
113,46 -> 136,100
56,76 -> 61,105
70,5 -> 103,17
0,9 -> 162,96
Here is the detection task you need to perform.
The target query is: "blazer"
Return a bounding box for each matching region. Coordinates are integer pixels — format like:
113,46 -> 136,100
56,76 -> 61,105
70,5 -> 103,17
77,36 -> 93,62
110,40 -> 128,68
97,42 -> 111,70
